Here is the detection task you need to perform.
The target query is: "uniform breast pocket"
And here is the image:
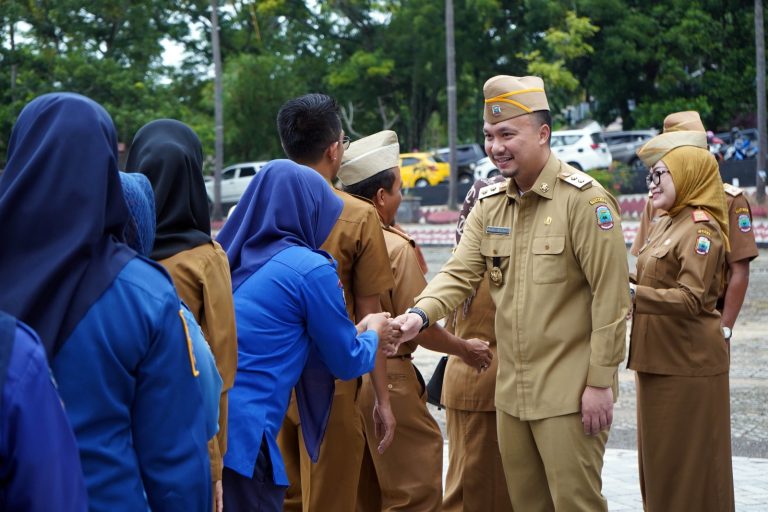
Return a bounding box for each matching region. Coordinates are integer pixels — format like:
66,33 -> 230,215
644,245 -> 671,281
531,235 -> 566,284
480,236 -> 513,273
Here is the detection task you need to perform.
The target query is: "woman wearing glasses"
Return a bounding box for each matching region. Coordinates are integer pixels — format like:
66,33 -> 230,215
628,111 -> 733,512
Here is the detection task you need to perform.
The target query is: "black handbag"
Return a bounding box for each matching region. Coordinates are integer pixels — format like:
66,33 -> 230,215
426,356 -> 449,409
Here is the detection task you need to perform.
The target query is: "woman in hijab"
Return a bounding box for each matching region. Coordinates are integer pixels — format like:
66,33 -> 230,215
125,119 -> 238,511
629,111 -> 733,511
216,160 -> 394,511
0,93 -> 211,511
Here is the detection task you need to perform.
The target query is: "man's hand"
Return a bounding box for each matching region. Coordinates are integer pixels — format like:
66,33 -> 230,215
360,312 -> 402,355
373,401 -> 396,454
459,338 -> 492,372
580,386 -> 613,436
215,480 -> 223,512
392,312 -> 423,343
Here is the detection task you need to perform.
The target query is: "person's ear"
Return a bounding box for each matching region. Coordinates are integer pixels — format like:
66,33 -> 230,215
539,123 -> 551,146
326,141 -> 341,162
376,188 -> 386,207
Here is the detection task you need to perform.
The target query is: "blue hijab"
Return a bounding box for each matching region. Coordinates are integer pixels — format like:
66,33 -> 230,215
0,93 -> 135,359
217,159 -> 343,290
119,172 -> 156,257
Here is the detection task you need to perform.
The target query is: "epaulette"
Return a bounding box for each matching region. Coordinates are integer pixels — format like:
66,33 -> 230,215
691,209 -> 710,223
723,183 -> 743,197
385,225 -> 416,247
478,180 -> 508,200
558,170 -> 593,190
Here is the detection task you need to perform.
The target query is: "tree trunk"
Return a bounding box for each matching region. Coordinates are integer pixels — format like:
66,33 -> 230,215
445,0 -> 458,210
755,0 -> 767,203
211,0 -> 225,220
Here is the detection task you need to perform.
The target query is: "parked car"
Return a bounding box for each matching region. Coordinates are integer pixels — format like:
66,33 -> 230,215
205,161 -> 267,205
550,123 -> 612,172
472,157 -> 501,181
433,143 -> 486,183
602,130 -> 657,171
399,152 -> 450,188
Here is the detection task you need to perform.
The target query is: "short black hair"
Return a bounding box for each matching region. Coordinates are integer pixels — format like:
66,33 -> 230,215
343,167 -> 397,201
531,110 -> 552,145
277,94 -> 342,164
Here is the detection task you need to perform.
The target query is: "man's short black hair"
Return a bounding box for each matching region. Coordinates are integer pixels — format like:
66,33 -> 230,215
343,167 -> 397,201
531,110 -> 552,145
277,94 -> 342,163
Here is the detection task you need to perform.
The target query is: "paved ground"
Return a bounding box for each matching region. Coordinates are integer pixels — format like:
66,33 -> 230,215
410,246 -> 768,510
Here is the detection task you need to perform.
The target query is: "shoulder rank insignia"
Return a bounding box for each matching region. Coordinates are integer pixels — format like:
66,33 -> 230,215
559,172 -> 593,190
478,181 -> 507,200
738,214 -> 752,232
695,236 -> 711,255
692,210 -> 710,223
723,183 -> 743,197
595,205 -> 614,230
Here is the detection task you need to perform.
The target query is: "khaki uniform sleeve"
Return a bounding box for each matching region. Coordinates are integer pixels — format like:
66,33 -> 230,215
630,197 -> 654,257
390,242 -> 429,314
201,243 -> 238,481
726,195 -> 759,264
571,190 -> 630,388
636,223 -> 725,318
353,207 -> 395,298
414,200 -> 488,324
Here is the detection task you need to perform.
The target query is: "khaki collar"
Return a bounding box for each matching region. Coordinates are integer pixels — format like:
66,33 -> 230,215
506,152 -> 559,201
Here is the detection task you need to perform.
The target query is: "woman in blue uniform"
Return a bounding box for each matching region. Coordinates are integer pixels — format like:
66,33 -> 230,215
0,93 -> 211,511
0,311 -> 87,511
217,160 -> 395,511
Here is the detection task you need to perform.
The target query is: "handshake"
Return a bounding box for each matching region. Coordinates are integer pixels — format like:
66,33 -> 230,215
357,310 -> 493,373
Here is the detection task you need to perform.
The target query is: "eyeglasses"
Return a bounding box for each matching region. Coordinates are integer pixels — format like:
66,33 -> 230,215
645,169 -> 670,187
341,135 -> 351,150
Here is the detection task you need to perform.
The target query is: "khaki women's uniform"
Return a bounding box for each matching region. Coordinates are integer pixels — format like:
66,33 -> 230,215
631,183 -> 759,305
442,275 -> 511,512
280,189 -> 394,512
629,206 -> 733,511
413,153 -> 629,511
356,225 -> 443,512
159,241 -> 238,483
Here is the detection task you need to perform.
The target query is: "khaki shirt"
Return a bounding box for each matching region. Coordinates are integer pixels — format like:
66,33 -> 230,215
414,153 -> 629,420
321,188 -> 394,394
628,206 -> 729,376
442,275 -> 498,411
379,225 -> 427,356
159,241 -> 238,481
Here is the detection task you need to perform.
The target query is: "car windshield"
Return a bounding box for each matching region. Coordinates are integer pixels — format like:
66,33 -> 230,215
551,135 -> 581,147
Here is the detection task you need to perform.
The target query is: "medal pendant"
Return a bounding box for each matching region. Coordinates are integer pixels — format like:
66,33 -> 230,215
490,266 -> 503,286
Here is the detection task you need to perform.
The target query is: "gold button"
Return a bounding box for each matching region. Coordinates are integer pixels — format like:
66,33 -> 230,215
545,244 -> 550,250
493,250 -> 498,255
387,384 -> 393,390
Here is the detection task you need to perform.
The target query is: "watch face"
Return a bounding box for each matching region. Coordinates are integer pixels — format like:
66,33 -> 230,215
722,327 -> 732,339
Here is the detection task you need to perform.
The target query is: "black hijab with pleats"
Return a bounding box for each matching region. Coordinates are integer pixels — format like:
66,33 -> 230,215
125,119 -> 212,260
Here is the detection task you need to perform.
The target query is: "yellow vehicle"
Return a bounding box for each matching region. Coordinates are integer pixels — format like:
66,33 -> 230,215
399,152 -> 450,188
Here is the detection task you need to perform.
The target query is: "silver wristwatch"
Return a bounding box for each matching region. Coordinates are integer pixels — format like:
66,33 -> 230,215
722,326 -> 732,340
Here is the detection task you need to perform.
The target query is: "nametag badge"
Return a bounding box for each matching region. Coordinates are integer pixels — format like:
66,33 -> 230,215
486,226 -> 511,236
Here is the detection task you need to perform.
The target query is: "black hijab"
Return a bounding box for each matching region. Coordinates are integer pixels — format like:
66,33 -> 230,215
125,119 -> 212,260
0,93 -> 135,359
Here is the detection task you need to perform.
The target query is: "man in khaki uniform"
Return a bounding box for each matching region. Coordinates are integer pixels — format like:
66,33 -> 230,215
276,94 -> 396,512
396,76 -> 630,511
338,130 -> 492,512
442,175 -> 513,512
630,112 -> 758,344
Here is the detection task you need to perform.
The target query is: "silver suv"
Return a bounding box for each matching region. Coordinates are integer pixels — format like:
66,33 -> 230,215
602,130 -> 657,171
205,161 -> 267,205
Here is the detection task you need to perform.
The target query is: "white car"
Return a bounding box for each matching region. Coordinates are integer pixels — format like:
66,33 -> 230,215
550,123 -> 612,172
205,161 -> 267,205
472,157 -> 501,181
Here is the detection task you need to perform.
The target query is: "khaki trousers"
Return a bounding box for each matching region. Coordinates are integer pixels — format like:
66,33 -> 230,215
497,410 -> 608,512
280,381 -> 366,512
442,408 -> 511,512
356,361 -> 443,511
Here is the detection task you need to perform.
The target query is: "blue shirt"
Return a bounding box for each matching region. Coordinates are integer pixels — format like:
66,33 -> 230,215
52,258 -> 211,511
224,246 -> 378,484
0,321 -> 87,511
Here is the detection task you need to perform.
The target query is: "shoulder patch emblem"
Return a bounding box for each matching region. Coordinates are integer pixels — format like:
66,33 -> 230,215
478,182 -> 506,200
589,196 -> 609,206
697,228 -> 712,237
595,205 -> 614,230
560,173 -> 593,190
692,210 -> 710,223
738,214 -> 752,233
695,236 -> 711,255
724,183 -> 743,197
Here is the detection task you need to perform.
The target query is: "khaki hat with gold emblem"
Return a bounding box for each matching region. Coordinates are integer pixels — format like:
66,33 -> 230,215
338,130 -> 400,186
636,111 -> 708,167
483,75 -> 550,124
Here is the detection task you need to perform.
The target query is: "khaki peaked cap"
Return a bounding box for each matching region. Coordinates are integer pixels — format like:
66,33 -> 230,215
483,75 -> 550,124
637,111 -> 708,167
338,130 -> 400,186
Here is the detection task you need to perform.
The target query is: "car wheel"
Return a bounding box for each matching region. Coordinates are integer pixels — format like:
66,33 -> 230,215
630,157 -> 646,172
415,178 -> 430,188
568,162 -> 583,172
488,169 -> 500,178
458,173 -> 473,184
